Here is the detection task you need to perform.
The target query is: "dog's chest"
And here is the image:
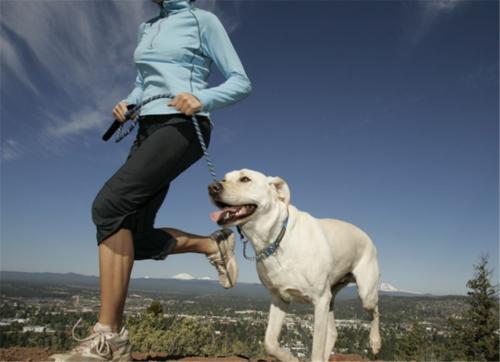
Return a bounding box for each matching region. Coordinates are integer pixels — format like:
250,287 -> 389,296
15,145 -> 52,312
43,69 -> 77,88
256,259 -> 313,304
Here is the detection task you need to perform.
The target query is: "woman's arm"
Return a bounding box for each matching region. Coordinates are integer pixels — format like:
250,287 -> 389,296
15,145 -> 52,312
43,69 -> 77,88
121,23 -> 146,105
192,13 -> 252,112
121,71 -> 144,106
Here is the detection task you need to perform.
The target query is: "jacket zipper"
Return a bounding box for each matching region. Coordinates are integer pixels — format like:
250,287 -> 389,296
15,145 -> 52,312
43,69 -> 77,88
150,18 -> 165,49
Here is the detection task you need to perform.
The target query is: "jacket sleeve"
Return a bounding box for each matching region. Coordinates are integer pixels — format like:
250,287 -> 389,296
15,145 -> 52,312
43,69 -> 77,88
121,23 -> 146,105
192,13 -> 252,112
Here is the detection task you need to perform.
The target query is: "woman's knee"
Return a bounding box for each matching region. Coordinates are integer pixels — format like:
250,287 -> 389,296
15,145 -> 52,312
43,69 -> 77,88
91,185 -> 121,226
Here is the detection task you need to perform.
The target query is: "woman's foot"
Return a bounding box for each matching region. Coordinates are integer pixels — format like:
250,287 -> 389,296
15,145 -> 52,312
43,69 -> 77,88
207,229 -> 238,288
49,318 -> 131,361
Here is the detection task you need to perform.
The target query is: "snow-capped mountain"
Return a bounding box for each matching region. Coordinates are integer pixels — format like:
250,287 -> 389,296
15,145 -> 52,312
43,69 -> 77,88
171,273 -> 211,281
379,282 -> 399,292
172,273 -> 195,280
379,282 -> 423,295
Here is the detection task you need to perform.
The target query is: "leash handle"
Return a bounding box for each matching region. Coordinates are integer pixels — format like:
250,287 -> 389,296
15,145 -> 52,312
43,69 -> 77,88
102,94 -> 174,142
102,104 -> 137,141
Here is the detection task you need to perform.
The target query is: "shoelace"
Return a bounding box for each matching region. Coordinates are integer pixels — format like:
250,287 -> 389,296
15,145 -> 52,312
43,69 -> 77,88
207,253 -> 226,273
71,318 -> 111,357
207,241 -> 234,287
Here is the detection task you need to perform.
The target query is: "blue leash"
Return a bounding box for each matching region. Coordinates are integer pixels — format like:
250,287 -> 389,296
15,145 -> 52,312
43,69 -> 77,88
110,93 -> 217,182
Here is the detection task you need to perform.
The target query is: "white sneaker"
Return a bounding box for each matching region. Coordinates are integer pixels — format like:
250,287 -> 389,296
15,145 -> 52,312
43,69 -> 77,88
207,229 -> 238,289
49,318 -> 131,361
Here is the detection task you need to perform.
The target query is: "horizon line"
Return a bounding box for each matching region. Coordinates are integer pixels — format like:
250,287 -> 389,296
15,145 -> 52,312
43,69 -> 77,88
0,269 -> 468,297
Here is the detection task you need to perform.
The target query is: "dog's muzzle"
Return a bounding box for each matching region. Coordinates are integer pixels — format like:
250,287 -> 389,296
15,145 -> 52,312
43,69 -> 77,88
208,181 -> 258,226
208,181 -> 223,196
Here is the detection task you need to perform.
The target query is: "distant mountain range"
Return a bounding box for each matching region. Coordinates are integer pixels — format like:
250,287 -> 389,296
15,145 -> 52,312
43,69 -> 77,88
0,271 -> 431,300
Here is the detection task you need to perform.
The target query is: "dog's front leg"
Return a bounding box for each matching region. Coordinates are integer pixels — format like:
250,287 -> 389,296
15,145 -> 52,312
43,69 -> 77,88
264,296 -> 298,362
311,293 -> 331,362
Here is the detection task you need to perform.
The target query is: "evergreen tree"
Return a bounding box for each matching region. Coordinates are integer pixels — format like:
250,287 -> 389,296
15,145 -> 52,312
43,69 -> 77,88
395,322 -> 430,361
448,255 -> 499,361
146,300 -> 164,316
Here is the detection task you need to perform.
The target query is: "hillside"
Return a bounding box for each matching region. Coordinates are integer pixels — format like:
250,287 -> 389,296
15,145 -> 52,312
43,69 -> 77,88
0,271 -> 435,300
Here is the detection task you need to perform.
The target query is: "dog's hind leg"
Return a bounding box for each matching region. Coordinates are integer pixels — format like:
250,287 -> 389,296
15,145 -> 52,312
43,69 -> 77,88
366,304 -> 381,356
353,260 -> 381,356
264,297 -> 298,362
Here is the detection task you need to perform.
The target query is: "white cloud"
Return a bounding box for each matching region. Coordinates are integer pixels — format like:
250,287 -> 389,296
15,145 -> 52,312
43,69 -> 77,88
1,139 -> 24,162
196,0 -> 246,33
0,34 -> 39,96
411,0 -> 465,45
0,0 -> 245,159
43,109 -> 107,139
0,1 -> 152,149
426,0 -> 462,11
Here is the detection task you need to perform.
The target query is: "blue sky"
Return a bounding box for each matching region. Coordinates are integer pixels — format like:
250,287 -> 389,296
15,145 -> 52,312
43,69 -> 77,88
1,0 -> 498,295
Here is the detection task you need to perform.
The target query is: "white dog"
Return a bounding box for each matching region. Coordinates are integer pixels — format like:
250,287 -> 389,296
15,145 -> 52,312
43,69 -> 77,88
209,169 -> 381,362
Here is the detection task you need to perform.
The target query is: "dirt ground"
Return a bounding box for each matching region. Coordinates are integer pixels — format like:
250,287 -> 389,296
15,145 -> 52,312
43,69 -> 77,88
0,347 -> 365,361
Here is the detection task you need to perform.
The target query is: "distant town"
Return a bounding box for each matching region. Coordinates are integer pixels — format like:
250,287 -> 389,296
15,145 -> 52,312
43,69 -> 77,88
0,270 -> 497,361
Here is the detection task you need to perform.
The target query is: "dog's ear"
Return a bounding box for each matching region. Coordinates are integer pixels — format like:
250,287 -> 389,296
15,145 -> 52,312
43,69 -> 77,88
268,177 -> 291,205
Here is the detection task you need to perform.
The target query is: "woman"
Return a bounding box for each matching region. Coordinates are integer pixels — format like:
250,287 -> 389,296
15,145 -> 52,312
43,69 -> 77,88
51,0 -> 251,360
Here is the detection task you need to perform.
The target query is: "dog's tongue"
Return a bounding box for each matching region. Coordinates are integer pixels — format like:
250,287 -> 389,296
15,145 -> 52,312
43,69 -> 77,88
210,210 -> 224,223
210,206 -> 240,224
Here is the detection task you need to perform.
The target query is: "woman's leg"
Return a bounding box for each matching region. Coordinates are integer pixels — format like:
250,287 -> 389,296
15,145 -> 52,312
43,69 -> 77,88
96,226 -> 231,332
49,229 -> 135,360
98,228 -> 134,332
93,116 -> 231,327
50,118 -> 218,359
162,228 -> 218,255
160,227 -> 238,289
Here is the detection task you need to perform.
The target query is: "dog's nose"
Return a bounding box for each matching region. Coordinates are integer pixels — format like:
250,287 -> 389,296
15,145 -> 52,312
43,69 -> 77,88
208,182 -> 223,195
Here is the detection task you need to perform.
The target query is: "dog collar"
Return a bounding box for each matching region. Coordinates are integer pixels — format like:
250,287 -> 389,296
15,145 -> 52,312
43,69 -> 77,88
237,215 -> 289,262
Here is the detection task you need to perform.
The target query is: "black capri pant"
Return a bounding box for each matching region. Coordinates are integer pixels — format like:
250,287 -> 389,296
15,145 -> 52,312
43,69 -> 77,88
91,113 -> 211,260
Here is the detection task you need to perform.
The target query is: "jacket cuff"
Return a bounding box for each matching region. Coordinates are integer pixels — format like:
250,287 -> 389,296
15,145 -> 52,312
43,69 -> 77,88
192,91 -> 212,112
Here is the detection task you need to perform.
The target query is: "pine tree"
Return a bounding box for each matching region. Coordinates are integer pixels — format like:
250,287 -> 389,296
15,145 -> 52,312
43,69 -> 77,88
395,321 -> 430,361
448,255 -> 499,361
146,300 -> 164,316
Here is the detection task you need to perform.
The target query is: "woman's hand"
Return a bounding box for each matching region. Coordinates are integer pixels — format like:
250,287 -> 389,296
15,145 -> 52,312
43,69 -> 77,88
112,101 -> 129,123
169,93 -> 203,116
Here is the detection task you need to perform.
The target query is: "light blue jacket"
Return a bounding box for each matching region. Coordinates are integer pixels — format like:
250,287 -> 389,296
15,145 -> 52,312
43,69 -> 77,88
121,0 -> 252,117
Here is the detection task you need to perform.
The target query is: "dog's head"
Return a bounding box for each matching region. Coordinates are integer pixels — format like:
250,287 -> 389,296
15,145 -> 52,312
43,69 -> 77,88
208,169 -> 290,227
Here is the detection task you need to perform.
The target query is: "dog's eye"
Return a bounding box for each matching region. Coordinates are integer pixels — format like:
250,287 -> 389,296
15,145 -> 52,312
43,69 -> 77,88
239,176 -> 251,183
